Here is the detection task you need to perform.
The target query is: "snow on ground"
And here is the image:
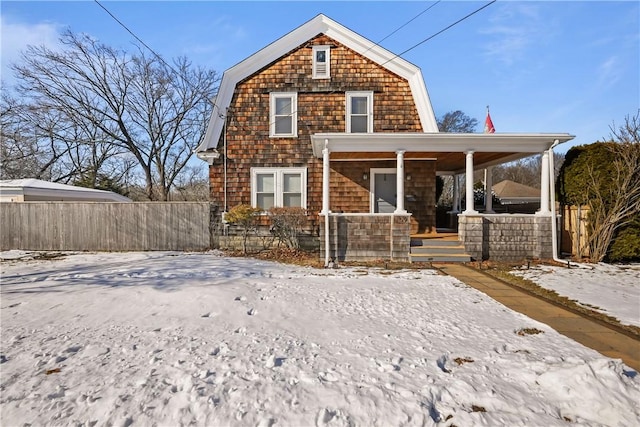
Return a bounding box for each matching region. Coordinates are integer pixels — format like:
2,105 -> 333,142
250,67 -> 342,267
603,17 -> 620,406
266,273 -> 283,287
512,263 -> 640,328
1,251 -> 639,427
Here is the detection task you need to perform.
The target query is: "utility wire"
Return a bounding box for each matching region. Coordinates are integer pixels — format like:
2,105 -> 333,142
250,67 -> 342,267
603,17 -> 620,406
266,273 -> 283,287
367,1 -> 441,52
93,0 -> 221,114
381,0 -> 497,67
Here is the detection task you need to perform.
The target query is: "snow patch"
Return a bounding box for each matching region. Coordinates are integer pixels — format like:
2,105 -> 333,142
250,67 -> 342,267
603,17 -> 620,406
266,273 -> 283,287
1,252 -> 638,426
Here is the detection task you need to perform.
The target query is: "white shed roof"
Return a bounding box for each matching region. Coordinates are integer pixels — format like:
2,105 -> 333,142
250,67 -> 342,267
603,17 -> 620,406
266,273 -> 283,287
0,179 -> 132,202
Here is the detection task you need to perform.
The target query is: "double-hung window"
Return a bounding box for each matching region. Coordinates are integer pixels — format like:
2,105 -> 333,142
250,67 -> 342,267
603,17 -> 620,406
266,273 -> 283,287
312,45 -> 330,79
270,92 -> 297,137
346,91 -> 373,133
252,167 -> 307,210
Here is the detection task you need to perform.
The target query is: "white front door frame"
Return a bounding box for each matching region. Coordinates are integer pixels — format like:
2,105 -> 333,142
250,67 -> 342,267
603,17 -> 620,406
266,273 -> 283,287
370,167 -> 397,213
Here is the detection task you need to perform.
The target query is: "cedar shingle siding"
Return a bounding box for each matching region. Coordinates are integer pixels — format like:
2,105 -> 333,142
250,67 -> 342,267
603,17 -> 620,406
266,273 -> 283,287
209,34 -> 436,234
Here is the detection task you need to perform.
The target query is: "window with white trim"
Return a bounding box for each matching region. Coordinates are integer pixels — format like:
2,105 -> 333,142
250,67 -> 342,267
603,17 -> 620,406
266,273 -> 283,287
251,167 -> 307,209
312,45 -> 330,79
346,91 -> 373,133
270,92 -> 297,137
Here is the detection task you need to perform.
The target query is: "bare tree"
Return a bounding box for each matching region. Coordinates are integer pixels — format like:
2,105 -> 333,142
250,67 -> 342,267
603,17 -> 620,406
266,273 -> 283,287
1,94 -> 67,181
490,152 -> 564,189
10,30 -> 218,200
1,90 -> 136,190
171,165 -> 210,201
437,110 -> 479,133
436,110 -> 479,205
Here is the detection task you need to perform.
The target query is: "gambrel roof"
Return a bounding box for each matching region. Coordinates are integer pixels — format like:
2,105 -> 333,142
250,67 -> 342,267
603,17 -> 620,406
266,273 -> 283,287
197,13 -> 439,152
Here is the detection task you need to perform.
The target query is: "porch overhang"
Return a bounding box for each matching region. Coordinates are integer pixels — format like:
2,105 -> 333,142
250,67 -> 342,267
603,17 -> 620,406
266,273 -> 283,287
310,132 -> 575,173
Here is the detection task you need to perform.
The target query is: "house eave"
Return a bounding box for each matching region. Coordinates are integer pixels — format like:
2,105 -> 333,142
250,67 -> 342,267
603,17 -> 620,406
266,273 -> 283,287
311,132 -> 575,156
310,132 -> 575,173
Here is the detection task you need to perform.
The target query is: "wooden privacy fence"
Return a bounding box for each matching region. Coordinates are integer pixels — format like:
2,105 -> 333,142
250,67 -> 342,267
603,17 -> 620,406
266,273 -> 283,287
0,202 -> 218,251
560,205 -> 590,259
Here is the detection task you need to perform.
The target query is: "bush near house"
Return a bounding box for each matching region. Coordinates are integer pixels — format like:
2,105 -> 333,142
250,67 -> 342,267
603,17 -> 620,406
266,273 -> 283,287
557,139 -> 640,262
268,207 -> 307,249
608,215 -> 640,262
224,204 -> 262,254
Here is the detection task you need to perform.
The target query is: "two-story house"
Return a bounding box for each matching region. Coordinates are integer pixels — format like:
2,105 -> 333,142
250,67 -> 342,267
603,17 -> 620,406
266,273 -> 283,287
196,14 -> 574,264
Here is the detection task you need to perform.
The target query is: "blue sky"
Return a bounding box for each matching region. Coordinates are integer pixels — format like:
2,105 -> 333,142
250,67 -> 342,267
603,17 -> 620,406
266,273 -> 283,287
2,1 -> 638,152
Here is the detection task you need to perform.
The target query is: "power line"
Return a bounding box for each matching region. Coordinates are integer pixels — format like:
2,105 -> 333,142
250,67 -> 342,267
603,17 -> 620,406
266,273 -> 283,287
370,1 -> 442,49
94,0 -> 169,71
93,0 -> 221,113
381,0 -> 497,67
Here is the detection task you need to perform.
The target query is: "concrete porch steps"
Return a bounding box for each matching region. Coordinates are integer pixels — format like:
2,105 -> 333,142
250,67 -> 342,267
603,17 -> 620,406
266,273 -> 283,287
410,235 -> 471,263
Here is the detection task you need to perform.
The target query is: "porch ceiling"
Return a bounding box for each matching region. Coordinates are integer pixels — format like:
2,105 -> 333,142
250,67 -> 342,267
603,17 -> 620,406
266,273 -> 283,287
311,132 -> 575,173
329,151 -> 526,172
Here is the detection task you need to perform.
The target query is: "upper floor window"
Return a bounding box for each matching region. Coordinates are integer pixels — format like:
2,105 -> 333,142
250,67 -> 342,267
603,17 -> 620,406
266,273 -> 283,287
312,45 -> 330,79
251,167 -> 307,210
346,91 -> 373,133
270,92 -> 297,137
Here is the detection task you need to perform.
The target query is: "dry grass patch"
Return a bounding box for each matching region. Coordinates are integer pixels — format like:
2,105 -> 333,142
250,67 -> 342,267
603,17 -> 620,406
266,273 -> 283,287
516,327 -> 544,336
228,248 -> 437,272
453,357 -> 474,366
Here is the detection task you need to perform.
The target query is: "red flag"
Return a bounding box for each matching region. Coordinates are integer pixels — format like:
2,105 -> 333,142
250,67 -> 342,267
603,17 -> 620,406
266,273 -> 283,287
484,107 -> 495,133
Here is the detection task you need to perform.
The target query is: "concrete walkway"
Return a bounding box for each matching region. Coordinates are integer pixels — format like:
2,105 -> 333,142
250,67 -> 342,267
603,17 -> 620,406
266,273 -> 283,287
439,264 -> 640,372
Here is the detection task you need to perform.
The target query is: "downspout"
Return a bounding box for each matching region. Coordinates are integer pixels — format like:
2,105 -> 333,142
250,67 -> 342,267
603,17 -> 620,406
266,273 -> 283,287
223,110 -> 228,214
322,140 -> 331,267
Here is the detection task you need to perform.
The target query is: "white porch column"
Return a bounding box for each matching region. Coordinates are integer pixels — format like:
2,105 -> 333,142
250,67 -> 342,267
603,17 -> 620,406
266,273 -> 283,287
321,141 -> 330,215
322,140 -> 331,267
463,151 -> 478,214
538,150 -> 550,214
395,150 -> 407,214
452,175 -> 461,213
484,167 -> 494,213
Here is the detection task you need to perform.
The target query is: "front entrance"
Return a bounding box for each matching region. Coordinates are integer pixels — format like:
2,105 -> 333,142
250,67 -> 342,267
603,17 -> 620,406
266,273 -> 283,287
371,168 -> 397,213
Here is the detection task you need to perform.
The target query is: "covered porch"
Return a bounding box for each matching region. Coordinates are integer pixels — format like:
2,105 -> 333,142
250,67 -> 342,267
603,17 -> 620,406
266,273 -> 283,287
311,132 -> 575,265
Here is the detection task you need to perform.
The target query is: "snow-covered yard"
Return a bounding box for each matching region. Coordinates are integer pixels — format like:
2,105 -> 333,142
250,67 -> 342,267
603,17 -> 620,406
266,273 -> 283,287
1,251 -> 639,426
512,263 -> 640,328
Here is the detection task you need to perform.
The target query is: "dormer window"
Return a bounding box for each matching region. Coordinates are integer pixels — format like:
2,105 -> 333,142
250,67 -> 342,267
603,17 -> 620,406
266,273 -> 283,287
312,45 -> 330,79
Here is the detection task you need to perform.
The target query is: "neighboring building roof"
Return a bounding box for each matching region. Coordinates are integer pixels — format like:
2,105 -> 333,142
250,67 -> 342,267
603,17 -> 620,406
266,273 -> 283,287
492,180 -> 540,201
197,13 -> 439,153
0,179 -> 132,202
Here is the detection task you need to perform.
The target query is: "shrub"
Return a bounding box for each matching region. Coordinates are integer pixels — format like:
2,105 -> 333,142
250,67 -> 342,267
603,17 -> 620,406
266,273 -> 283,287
557,143 -> 618,207
268,207 -> 307,249
225,204 -> 262,253
608,215 -> 640,262
557,124 -> 640,263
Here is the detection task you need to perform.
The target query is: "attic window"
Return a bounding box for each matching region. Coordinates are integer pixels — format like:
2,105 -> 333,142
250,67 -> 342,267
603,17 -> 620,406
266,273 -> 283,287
312,45 -> 330,79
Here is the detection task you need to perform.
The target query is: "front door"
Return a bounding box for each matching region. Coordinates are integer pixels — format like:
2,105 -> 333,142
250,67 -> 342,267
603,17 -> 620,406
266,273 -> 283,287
372,169 -> 397,213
